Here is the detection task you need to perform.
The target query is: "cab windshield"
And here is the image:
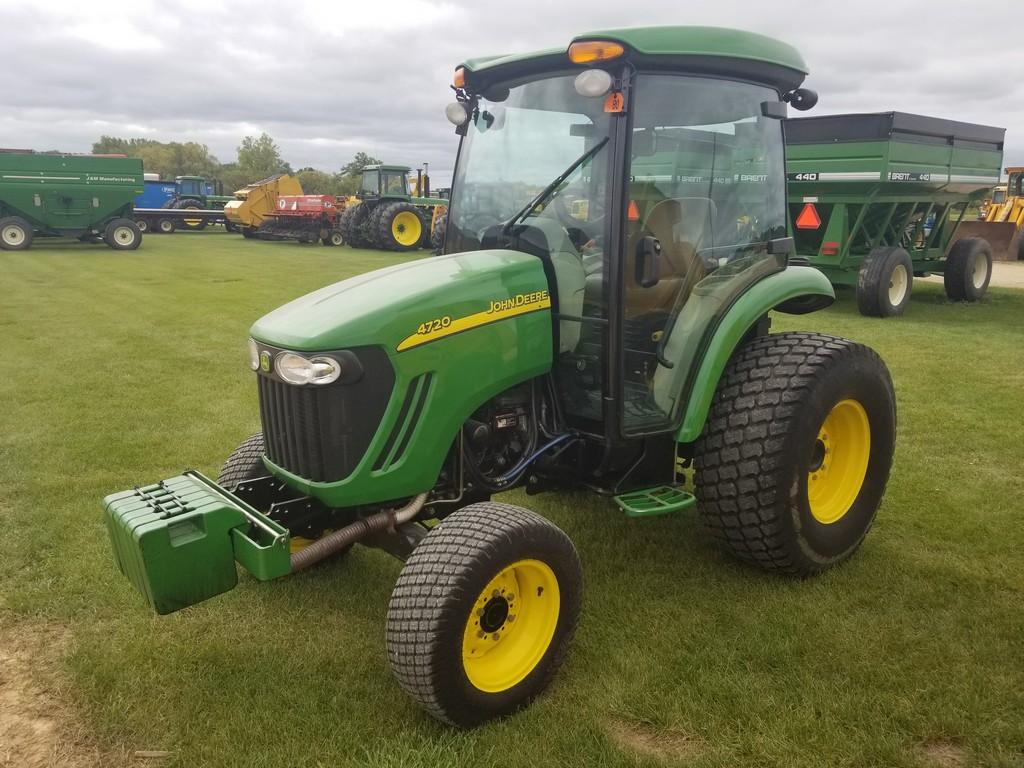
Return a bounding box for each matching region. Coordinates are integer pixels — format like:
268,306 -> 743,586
446,73 -> 614,256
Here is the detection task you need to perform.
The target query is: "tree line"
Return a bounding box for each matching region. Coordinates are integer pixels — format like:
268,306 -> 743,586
91,133 -> 381,197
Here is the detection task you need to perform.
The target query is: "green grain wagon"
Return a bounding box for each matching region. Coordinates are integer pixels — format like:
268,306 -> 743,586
0,149 -> 144,251
784,112 -> 1004,316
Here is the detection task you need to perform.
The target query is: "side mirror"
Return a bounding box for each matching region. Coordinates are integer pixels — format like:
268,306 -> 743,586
785,88 -> 818,111
636,235 -> 662,288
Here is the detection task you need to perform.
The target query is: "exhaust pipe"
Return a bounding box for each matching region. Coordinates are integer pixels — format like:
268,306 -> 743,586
290,493 -> 429,572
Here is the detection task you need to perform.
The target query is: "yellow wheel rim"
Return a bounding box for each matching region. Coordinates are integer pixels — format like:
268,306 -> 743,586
392,211 -> 422,246
807,399 -> 871,524
461,559 -> 559,693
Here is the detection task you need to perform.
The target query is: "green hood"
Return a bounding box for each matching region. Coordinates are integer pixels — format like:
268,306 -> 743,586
250,249 -> 551,354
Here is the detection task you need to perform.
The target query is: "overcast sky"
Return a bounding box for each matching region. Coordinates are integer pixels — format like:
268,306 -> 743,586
2,0 -> 1021,184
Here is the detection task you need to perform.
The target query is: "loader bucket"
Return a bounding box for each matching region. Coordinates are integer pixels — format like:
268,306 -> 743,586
951,221 -> 1021,261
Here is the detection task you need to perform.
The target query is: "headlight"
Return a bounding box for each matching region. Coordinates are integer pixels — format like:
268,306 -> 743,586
275,352 -> 342,386
248,338 -> 260,370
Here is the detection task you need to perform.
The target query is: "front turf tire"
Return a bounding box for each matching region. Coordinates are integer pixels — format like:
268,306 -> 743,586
217,433 -> 267,489
386,502 -> 582,727
694,332 -> 896,576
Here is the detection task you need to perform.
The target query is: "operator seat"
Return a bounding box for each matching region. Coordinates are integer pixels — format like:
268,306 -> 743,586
624,197 -> 715,318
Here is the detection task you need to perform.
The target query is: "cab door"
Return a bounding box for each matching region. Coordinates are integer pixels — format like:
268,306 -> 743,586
617,74 -> 789,436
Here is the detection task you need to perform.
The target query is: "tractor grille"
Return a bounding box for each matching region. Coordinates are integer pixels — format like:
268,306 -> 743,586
257,346 -> 395,483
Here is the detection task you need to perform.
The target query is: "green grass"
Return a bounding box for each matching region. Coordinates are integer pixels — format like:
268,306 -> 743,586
2,232 -> 1023,767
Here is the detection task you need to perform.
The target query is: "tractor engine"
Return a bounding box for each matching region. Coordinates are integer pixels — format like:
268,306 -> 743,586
461,383 -> 540,492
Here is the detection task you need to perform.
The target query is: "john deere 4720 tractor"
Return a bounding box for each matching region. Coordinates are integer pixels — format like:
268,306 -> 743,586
104,27 -> 896,727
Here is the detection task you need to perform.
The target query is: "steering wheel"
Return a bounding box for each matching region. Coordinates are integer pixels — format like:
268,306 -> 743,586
551,195 -> 605,251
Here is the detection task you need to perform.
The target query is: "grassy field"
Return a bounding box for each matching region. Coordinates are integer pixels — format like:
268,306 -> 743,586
1,231 -> 1022,768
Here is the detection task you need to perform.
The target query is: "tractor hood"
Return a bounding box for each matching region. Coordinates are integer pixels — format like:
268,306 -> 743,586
250,249 -> 554,357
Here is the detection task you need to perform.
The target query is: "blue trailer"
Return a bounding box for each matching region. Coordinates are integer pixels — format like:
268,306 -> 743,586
134,175 -> 178,209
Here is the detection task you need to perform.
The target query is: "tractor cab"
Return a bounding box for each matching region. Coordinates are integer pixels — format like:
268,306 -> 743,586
442,28 -> 819,448
175,176 -> 206,198
358,164 -> 412,201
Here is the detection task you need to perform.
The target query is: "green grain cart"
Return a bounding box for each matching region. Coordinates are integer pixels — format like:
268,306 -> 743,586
785,113 -> 1005,316
0,150 -> 144,250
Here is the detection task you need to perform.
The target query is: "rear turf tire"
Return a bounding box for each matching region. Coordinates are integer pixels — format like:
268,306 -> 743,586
386,502 -> 583,727
103,218 -> 142,250
0,216 -> 33,250
856,246 -> 913,317
944,237 -> 992,302
693,332 -> 896,576
217,433 -> 267,489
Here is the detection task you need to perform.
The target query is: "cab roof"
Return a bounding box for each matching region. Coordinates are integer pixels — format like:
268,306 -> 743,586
364,164 -> 411,173
460,26 -> 808,93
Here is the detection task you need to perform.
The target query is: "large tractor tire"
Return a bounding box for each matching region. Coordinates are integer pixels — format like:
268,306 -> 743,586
176,200 -> 207,231
856,246 -> 913,317
431,213 -> 447,255
693,332 -> 896,576
338,203 -> 372,248
944,237 -> 992,302
386,502 -> 582,727
103,218 -> 142,251
0,216 -> 33,250
375,202 -> 427,252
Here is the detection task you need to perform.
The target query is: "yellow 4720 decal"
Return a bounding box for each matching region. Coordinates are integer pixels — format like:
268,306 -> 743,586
396,290 -> 551,352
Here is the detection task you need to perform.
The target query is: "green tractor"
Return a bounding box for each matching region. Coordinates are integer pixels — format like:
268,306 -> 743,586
338,163 -> 447,250
104,26 -> 897,727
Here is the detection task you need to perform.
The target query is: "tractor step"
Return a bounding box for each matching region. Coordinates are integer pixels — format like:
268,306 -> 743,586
104,470 -> 290,615
614,485 -> 696,518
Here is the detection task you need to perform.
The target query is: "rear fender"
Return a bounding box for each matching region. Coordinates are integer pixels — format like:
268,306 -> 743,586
675,266 -> 834,443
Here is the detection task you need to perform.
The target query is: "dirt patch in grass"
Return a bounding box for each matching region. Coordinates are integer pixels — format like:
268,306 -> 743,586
605,716 -> 704,763
0,618 -> 121,768
915,738 -> 969,768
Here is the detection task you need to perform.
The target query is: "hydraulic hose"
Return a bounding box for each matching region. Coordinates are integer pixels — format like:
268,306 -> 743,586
289,492 -> 428,572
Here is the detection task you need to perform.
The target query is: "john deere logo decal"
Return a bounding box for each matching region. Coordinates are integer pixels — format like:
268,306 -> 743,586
260,351 -> 272,373
397,290 -> 551,352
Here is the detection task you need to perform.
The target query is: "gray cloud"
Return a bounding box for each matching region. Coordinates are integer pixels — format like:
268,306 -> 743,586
2,0 -> 1022,185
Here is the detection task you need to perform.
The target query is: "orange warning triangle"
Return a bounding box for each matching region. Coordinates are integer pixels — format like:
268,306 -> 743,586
795,203 -> 821,229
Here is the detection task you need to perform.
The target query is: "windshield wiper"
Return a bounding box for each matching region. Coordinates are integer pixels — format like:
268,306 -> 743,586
501,136 -> 609,236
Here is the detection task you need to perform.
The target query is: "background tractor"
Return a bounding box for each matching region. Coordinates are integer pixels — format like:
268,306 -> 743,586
104,26 -> 896,728
337,163 -> 447,251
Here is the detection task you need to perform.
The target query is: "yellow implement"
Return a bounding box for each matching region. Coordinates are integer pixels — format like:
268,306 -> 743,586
224,174 -> 304,234
955,167 -> 1024,261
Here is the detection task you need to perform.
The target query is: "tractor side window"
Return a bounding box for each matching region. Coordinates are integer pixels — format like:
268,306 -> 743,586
621,74 -> 787,435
